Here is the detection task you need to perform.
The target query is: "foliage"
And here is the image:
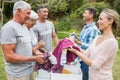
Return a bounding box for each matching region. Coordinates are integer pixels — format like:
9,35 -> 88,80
96,0 -> 104,1
96,0 -> 115,6
1,0 -> 120,37
1,0 -> 118,22
57,32 -> 69,39
26,0 -> 40,11
26,0 -> 69,19
114,0 -> 120,14
117,23 -> 120,37
117,38 -> 120,48
47,0 -> 69,19
70,2 -> 111,20
73,19 -> 85,31
3,2 -> 14,23
67,0 -> 85,13
114,0 -> 120,37
53,16 -> 72,31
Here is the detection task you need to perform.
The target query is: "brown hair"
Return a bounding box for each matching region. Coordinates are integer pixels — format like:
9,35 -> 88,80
86,8 -> 96,19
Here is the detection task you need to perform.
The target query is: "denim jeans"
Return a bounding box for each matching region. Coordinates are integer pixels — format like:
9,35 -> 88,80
80,61 -> 89,80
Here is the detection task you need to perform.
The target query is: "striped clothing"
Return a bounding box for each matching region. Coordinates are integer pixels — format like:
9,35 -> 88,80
79,22 -> 100,50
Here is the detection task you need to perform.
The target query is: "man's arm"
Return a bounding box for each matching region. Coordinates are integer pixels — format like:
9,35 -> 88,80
2,44 -> 43,64
52,32 -> 59,45
81,30 -> 100,49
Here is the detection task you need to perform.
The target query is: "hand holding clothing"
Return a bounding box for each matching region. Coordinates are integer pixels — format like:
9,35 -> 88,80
35,54 -> 48,64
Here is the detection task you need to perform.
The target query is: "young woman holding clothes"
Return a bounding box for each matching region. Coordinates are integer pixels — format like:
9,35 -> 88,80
68,8 -> 119,80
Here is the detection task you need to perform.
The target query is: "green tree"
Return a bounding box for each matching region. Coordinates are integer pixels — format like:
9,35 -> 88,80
67,0 -> 84,13
47,0 -> 68,19
70,2 -> 111,20
113,0 -> 120,36
114,0 -> 120,14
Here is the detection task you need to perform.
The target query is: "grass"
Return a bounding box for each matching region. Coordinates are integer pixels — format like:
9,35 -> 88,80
57,31 -> 80,39
0,46 -> 7,80
112,50 -> 120,80
0,33 -> 120,80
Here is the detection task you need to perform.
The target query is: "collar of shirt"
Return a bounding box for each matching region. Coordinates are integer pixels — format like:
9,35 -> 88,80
84,22 -> 95,29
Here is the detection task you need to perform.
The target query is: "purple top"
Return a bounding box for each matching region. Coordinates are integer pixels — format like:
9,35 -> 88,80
52,38 -> 80,68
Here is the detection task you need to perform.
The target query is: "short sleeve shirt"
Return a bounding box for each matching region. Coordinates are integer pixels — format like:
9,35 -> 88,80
32,20 -> 55,52
0,20 -> 33,77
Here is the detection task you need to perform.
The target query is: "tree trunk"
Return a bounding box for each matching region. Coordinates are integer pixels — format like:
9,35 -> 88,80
0,0 -> 4,27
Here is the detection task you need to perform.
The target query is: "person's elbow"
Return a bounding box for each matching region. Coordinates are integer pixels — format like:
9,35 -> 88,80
5,54 -> 15,63
5,57 -> 12,63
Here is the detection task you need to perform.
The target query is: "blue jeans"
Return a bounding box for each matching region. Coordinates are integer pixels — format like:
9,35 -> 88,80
80,61 -> 89,80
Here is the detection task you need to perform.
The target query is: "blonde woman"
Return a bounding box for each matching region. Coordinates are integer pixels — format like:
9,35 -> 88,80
68,8 -> 119,80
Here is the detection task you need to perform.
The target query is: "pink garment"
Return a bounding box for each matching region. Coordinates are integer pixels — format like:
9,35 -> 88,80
52,38 -> 80,68
34,52 -> 63,73
85,36 -> 118,80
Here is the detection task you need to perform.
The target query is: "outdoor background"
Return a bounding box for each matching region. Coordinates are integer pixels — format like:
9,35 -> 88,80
0,0 -> 120,80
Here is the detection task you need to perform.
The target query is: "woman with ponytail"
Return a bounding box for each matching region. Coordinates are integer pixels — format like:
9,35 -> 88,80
68,8 -> 119,80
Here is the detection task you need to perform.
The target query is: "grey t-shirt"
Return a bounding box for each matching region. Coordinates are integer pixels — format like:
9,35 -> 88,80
28,27 -> 38,47
32,20 -> 55,52
0,20 -> 33,77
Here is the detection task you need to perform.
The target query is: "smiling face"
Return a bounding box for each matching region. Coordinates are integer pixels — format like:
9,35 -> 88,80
26,19 -> 37,29
18,7 -> 31,24
38,8 -> 48,20
82,10 -> 92,22
97,12 -> 113,31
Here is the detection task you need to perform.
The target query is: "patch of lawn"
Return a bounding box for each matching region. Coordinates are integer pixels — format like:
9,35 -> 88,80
0,46 -> 6,80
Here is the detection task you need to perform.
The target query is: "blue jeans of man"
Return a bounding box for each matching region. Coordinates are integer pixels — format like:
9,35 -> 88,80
80,61 -> 89,80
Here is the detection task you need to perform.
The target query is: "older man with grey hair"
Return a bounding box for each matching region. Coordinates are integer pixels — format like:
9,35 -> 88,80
0,1 -> 43,80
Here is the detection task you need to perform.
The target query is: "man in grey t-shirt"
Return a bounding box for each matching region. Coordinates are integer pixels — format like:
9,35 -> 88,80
33,5 -> 59,80
33,5 -> 59,52
0,1 -> 43,80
